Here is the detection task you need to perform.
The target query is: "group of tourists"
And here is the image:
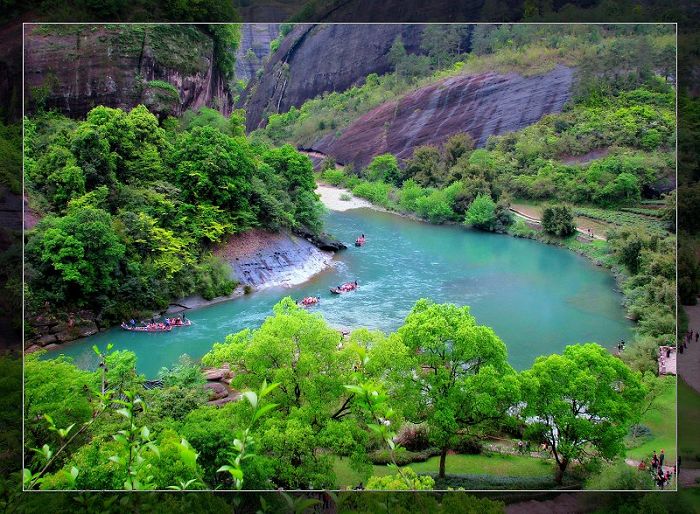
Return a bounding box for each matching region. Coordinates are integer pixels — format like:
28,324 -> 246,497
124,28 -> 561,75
299,296 -> 320,306
637,449 -> 674,489
123,313 -> 188,332
337,280 -> 358,292
616,339 -> 626,353
680,329 -> 698,354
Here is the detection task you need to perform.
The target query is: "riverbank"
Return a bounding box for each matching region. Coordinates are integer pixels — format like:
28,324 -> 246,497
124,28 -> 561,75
214,228 -> 336,289
27,226 -> 342,352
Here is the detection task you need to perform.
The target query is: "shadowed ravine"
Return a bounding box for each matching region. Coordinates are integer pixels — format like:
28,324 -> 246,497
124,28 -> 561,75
44,208 -> 633,377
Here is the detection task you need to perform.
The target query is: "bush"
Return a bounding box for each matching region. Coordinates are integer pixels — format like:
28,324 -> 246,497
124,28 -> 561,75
352,181 -> 392,207
364,154 -> 401,185
585,460 -> 655,490
368,447 -> 440,466
339,193 -> 352,201
453,436 -> 483,455
322,169 -> 346,186
541,204 -> 576,237
465,194 -> 496,231
415,189 -> 454,223
395,423 -> 430,451
366,467 -> 435,491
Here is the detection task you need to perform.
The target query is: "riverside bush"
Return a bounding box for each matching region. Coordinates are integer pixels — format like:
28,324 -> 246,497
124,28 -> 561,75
352,181 -> 392,207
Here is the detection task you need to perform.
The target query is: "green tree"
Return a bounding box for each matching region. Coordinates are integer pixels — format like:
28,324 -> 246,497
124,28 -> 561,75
520,343 -> 645,484
443,133 -> 475,167
541,204 -> 576,237
25,208 -> 125,307
404,145 -> 446,188
392,299 -> 519,478
465,194 -> 496,231
171,126 -> 256,231
364,153 -> 401,186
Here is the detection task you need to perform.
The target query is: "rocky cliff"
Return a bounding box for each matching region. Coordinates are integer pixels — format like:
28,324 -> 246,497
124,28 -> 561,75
310,65 -> 574,169
234,23 -> 280,83
24,24 -> 234,118
240,23 -> 428,131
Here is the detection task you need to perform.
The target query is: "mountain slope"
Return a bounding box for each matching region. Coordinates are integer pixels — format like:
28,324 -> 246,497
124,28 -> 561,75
24,24 -> 234,118
310,65 -> 573,168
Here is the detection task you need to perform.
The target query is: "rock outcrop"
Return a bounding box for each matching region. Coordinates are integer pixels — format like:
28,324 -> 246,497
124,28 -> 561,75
214,228 -> 340,289
24,24 -> 234,118
292,226 -> 347,252
240,24 -> 428,131
310,65 -> 574,169
25,310 -> 100,351
202,365 -> 241,407
234,24 -> 280,83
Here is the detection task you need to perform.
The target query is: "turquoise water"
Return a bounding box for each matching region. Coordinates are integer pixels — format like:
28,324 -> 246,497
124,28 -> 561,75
44,208 -> 633,376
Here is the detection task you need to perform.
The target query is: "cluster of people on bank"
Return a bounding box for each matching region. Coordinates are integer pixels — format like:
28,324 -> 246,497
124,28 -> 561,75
637,449 -> 674,489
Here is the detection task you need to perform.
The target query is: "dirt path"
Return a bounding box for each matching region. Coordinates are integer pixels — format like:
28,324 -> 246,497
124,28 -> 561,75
510,206 -> 607,241
680,304 -> 700,394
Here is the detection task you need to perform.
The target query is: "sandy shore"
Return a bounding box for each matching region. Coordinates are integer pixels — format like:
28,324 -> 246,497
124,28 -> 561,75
316,183 -> 373,211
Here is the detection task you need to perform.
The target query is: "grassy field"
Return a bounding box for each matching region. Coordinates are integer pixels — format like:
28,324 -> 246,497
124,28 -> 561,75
332,452 -> 553,488
626,375 -> 676,463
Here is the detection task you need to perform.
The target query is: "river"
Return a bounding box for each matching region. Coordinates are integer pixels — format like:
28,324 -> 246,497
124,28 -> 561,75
44,207 -> 633,377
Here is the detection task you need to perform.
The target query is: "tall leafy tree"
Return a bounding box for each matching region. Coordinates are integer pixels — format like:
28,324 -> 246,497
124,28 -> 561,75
520,343 -> 646,484
25,207 -> 125,307
390,299 -> 519,478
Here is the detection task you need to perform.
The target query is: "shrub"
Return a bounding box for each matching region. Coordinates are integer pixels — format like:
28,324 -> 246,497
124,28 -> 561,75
322,169 -> 346,186
352,181 -> 391,207
585,460 -> 655,490
364,154 -> 401,186
339,193 -> 352,201
368,447 -> 440,466
415,189 -> 454,223
541,204 -> 576,237
366,467 -> 435,491
398,179 -> 427,212
465,194 -> 496,231
453,436 -> 483,455
395,423 -> 430,451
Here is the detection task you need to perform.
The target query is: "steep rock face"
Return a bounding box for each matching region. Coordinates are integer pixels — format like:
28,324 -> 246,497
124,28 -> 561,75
311,65 -> 574,169
234,23 -> 280,83
24,24 -> 233,118
240,23 -> 426,131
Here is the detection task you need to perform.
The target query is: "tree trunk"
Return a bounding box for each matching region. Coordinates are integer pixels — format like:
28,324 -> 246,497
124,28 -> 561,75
439,446 -> 448,478
555,458 -> 568,485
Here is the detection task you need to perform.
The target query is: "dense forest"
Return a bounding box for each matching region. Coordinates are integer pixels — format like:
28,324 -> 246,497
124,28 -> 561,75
24,106 -> 323,326
21,22 -> 682,500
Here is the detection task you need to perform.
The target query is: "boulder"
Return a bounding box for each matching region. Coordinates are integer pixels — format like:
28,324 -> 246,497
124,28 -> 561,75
203,369 -> 224,381
293,226 -> 346,252
37,334 -> 58,346
204,382 -> 228,401
208,392 -> 242,407
76,321 -> 98,338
